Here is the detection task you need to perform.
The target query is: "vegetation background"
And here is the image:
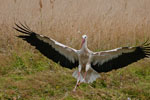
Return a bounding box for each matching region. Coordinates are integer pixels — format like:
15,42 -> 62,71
0,0 -> 150,99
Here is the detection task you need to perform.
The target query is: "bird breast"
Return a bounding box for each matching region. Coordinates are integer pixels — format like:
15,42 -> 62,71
79,53 -> 90,67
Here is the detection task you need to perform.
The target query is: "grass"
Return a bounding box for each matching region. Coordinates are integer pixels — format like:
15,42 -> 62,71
0,47 -> 150,100
0,0 -> 150,100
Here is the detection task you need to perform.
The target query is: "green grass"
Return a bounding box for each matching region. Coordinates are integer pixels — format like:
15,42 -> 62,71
0,50 -> 150,100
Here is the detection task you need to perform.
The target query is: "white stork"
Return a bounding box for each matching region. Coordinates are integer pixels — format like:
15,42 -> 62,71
14,23 -> 150,91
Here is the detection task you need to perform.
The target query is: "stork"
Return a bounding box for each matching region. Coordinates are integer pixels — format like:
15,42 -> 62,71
14,23 -> 150,91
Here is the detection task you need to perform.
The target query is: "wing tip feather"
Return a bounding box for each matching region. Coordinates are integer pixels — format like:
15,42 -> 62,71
13,22 -> 33,35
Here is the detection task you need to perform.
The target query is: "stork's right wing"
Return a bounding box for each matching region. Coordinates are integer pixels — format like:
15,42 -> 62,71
14,23 -> 79,69
91,42 -> 150,73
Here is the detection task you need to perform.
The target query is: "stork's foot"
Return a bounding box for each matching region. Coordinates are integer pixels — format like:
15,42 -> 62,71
73,86 -> 77,92
73,81 -> 81,91
73,82 -> 81,91
73,88 -> 76,92
77,82 -> 81,86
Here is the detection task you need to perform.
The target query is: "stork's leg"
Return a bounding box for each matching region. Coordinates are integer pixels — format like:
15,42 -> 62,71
82,64 -> 90,82
73,72 -> 80,91
73,65 -> 81,91
83,71 -> 87,81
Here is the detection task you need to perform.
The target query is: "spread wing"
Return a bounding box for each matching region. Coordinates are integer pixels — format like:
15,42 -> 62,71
14,23 -> 79,69
91,42 -> 150,73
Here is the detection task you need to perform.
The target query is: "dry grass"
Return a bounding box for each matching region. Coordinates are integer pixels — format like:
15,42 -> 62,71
0,0 -> 150,100
1,0 -> 150,50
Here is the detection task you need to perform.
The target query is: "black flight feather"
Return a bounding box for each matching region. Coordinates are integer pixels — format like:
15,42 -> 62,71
92,44 -> 150,73
14,23 -> 78,69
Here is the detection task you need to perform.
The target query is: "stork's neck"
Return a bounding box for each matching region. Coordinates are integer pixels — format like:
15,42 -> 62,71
81,39 -> 88,50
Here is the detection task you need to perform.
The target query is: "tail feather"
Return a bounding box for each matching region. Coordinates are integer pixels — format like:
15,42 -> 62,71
72,68 -> 100,83
86,70 -> 100,83
72,70 -> 84,82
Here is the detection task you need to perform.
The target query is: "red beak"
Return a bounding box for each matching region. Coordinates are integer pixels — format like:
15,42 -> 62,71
81,39 -> 85,47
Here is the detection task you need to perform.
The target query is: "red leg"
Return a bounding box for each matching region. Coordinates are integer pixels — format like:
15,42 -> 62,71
73,71 -> 80,91
83,71 -> 87,82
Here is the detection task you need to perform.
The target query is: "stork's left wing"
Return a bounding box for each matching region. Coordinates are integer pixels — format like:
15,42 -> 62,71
13,23 -> 79,69
91,42 -> 150,73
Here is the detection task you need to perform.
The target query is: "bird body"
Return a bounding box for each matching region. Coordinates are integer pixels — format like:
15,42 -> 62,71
73,40 -> 100,84
14,23 -> 150,91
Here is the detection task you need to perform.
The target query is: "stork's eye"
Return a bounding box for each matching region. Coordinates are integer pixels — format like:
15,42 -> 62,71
82,35 -> 87,39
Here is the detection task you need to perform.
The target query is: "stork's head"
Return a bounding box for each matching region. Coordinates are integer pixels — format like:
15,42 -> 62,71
81,35 -> 87,47
82,35 -> 87,39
